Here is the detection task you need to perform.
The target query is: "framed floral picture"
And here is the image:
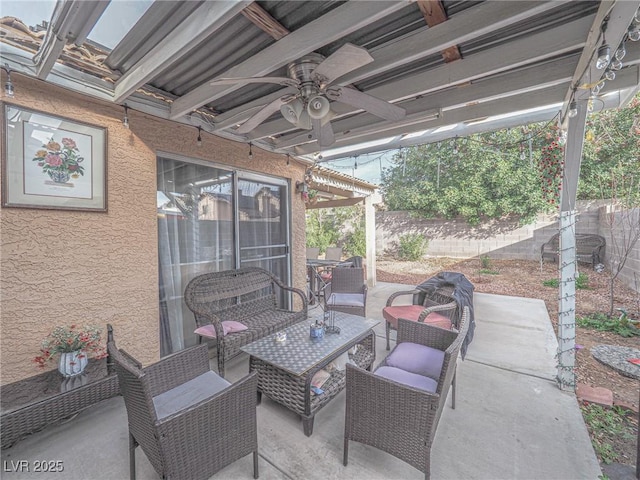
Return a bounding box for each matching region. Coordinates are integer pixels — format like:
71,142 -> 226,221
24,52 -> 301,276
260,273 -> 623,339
2,103 -> 107,211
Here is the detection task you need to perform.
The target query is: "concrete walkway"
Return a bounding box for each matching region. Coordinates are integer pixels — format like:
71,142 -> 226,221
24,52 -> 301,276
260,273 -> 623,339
1,282 -> 601,479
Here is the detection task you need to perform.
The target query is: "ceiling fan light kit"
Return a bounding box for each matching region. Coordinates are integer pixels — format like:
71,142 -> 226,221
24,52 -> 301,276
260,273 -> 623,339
210,43 -> 406,147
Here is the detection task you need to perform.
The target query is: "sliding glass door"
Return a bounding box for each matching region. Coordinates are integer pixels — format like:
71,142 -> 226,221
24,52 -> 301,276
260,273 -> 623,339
157,154 -> 291,355
237,175 -> 290,307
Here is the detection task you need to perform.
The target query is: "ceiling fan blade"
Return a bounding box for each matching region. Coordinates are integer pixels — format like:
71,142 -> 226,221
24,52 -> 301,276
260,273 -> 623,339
312,117 -> 335,147
312,43 -> 373,85
210,76 -> 299,88
236,96 -> 294,134
327,86 -> 406,122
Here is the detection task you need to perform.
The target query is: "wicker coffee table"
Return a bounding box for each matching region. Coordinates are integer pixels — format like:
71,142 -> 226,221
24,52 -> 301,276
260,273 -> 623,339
241,312 -> 378,436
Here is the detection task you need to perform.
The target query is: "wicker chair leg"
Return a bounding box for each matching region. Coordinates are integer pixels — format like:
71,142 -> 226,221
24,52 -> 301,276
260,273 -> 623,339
451,370 -> 457,409
253,450 -> 259,479
385,321 -> 391,350
425,444 -> 431,480
343,437 -> 349,466
129,433 -> 137,480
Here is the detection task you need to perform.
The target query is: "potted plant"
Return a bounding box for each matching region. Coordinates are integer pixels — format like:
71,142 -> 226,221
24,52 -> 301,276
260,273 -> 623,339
34,324 -> 106,377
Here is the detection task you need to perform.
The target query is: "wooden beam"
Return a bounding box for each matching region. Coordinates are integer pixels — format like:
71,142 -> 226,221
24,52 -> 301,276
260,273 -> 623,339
241,3 -> 289,40
169,1 -> 407,119
416,0 -> 461,62
306,198 -> 364,209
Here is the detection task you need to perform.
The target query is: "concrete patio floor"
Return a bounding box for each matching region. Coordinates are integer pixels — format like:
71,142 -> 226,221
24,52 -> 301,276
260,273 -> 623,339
1,282 -> 601,479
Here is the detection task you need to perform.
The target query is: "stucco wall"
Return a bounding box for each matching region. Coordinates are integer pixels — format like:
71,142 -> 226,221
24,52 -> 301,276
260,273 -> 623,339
598,206 -> 640,292
0,76 -> 308,384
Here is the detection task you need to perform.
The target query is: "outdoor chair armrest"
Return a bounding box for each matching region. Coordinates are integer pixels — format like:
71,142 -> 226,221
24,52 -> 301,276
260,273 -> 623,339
385,289 -> 421,307
397,318 -> 458,350
416,301 -> 458,322
144,344 -> 212,397
270,272 -> 309,312
155,372 -> 258,471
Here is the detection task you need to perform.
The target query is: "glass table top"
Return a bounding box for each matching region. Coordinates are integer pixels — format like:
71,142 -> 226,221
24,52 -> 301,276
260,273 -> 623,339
241,311 -> 379,376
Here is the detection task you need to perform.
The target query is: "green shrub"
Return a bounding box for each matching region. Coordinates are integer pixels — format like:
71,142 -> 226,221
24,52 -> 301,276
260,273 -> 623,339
542,273 -> 589,289
576,272 -> 589,289
397,233 -> 429,261
577,312 -> 640,337
343,227 -> 366,258
480,255 -> 492,269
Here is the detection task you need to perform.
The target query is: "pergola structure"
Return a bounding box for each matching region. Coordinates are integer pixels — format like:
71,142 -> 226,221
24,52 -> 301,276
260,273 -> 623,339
2,0 -> 639,389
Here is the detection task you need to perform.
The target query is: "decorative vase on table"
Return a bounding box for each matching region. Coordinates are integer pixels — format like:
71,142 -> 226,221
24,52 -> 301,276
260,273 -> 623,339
58,350 -> 88,377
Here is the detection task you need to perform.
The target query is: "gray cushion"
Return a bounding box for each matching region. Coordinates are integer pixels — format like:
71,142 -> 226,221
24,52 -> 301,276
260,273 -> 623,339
385,342 -> 445,381
374,366 -> 438,393
152,371 -> 231,420
327,293 -> 365,307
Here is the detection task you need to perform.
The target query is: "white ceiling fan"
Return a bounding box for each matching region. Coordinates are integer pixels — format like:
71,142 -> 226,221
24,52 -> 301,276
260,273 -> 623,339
211,43 -> 406,147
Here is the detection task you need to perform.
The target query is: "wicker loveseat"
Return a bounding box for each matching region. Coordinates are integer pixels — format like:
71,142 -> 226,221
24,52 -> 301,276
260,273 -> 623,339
540,232 -> 606,267
184,267 -> 308,377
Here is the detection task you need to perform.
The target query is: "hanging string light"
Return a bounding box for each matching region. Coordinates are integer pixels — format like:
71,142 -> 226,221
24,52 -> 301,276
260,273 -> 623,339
123,104 -> 130,129
196,126 -> 202,147
286,153 -> 290,166
248,142 -> 253,159
1,64 -> 14,97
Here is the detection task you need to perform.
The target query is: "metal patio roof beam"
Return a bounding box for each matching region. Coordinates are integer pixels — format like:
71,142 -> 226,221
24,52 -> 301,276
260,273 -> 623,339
561,0 -> 640,123
168,1 -> 408,120
215,0 -> 577,137
292,65 -> 639,155
249,15 -> 592,140
113,1 -> 251,104
267,53 -> 580,148
337,0 -> 571,86
272,54 -> 579,148
33,0 -> 110,79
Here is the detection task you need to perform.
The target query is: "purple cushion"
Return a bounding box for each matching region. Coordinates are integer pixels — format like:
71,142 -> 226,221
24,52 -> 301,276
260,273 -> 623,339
194,321 -> 248,339
385,342 -> 445,381
374,366 -> 438,393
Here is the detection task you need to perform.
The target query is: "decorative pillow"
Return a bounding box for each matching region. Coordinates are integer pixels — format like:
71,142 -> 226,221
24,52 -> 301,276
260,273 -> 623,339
194,321 -> 248,339
384,342 -> 445,381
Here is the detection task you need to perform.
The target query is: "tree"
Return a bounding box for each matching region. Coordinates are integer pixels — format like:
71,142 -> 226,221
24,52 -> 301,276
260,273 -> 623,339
381,127 -> 555,224
305,205 -> 364,256
600,174 -> 640,317
579,95 -> 640,202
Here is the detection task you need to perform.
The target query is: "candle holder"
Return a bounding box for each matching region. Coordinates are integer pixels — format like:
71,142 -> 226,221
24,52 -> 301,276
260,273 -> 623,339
324,303 -> 340,335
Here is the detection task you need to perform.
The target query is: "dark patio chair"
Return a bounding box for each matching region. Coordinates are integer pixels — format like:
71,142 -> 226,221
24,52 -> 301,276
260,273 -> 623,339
324,266 -> 367,317
383,284 -> 457,350
343,307 -> 470,480
107,331 -> 259,480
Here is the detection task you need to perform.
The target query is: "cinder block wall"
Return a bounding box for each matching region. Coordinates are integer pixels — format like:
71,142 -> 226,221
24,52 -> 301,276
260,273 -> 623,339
376,201 -> 606,261
375,201 -> 640,294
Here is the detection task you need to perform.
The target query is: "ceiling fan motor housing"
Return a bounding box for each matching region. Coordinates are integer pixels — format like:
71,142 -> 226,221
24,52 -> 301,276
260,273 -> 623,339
287,53 -> 324,99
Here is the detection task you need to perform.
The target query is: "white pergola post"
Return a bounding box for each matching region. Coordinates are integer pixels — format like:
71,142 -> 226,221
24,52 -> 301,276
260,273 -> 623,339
364,193 -> 381,287
556,98 -> 588,391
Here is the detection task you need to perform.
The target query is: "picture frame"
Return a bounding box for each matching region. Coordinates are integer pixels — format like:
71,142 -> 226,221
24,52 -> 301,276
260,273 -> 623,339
2,103 -> 107,211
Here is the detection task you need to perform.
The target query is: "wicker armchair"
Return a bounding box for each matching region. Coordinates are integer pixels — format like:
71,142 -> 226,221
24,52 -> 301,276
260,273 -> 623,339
383,284 -> 458,350
324,267 -> 367,317
107,333 -> 259,480
343,307 -> 470,480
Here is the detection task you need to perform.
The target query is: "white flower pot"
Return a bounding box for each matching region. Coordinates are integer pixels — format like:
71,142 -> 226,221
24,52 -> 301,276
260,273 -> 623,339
58,350 -> 88,377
